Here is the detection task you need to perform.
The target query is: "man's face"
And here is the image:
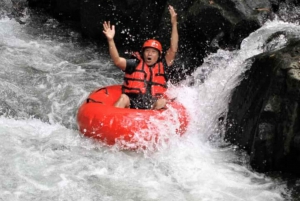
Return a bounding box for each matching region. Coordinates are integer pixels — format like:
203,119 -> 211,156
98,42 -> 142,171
143,47 -> 159,66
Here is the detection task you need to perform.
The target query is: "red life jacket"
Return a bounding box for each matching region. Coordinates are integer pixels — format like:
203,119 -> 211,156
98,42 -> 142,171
122,52 -> 167,96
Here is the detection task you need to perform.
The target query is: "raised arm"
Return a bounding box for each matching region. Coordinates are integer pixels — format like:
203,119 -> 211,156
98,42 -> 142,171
165,5 -> 178,67
103,21 -> 126,71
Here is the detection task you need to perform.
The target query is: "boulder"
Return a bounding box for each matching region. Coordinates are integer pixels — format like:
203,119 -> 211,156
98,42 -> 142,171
225,38 -> 300,175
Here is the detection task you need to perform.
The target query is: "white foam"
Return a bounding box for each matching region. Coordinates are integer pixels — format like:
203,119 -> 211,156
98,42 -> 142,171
1,14 -> 297,200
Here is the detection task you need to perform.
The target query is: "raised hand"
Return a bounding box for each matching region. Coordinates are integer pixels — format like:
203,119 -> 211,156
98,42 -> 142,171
168,5 -> 177,25
103,21 -> 115,40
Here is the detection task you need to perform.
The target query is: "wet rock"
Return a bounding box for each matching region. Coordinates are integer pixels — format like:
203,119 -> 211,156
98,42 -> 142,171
225,39 -> 300,176
26,0 -> 279,83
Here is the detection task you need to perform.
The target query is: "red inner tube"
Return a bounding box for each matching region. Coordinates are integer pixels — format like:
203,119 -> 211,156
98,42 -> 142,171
77,85 -> 189,149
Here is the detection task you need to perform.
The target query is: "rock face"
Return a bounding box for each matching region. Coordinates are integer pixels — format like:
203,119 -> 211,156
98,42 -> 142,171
26,0 -> 285,82
225,39 -> 300,175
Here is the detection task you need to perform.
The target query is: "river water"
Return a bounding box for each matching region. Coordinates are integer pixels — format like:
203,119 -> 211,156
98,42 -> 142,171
1,7 -> 300,201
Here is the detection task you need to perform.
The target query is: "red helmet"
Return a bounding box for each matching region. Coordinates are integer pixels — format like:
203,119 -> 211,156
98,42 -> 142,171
142,39 -> 162,54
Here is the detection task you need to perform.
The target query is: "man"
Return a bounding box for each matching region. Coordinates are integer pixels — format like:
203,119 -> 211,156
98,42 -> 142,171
103,5 -> 178,109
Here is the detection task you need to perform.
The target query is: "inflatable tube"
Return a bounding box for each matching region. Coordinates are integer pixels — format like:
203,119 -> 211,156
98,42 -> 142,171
77,85 -> 189,149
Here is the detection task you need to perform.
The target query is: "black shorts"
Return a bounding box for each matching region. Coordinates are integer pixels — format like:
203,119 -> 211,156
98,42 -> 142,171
126,93 -> 158,109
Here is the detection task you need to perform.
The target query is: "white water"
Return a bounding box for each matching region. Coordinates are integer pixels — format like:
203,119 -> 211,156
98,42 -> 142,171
1,12 -> 299,200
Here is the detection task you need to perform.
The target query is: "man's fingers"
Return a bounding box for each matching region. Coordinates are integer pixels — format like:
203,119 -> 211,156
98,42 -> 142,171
168,5 -> 177,16
103,21 -> 108,29
103,21 -> 114,31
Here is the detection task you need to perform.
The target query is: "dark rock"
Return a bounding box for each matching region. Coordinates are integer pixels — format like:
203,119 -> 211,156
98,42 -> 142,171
80,0 -> 167,50
26,0 -> 279,83
225,39 -> 300,176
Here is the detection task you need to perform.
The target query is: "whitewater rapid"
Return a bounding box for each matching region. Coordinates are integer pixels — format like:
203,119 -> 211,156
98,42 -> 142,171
1,13 -> 298,200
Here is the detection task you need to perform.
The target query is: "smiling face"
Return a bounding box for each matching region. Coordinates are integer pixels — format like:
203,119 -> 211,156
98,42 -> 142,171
143,47 -> 160,66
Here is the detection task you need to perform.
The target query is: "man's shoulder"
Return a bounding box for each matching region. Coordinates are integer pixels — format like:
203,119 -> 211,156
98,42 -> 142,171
125,58 -> 139,74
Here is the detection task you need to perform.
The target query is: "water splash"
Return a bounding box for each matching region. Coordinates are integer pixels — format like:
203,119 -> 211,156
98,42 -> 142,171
1,13 -> 297,200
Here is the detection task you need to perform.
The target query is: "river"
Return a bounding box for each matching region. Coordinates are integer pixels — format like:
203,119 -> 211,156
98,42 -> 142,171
0,7 -> 299,201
